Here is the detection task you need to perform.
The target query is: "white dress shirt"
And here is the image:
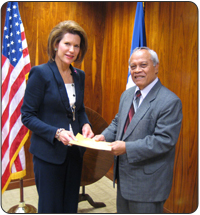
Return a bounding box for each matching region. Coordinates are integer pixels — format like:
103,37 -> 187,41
65,83 -> 76,132
133,77 -> 158,111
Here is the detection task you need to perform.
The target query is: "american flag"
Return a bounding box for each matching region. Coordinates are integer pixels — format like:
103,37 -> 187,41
1,2 -> 31,193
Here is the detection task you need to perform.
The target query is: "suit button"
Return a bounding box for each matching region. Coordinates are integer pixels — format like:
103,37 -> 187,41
67,113 -> 73,119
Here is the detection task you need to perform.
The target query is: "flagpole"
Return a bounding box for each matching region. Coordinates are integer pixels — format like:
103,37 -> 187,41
7,178 -> 37,213
19,178 -> 24,208
143,2 -> 145,17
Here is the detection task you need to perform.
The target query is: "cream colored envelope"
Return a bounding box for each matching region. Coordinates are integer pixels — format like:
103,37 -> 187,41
69,133 -> 111,151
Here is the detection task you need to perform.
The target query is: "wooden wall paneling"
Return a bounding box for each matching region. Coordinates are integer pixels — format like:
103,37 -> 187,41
1,3 -> 7,46
74,2 -> 107,114
1,2 -> 198,213
145,2 -> 198,213
101,2 -> 137,123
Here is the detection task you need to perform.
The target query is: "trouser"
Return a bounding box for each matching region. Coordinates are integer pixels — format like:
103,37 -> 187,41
33,147 -> 83,213
117,183 -> 165,213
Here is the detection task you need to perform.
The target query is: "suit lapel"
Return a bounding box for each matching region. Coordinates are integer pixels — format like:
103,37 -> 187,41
70,66 -> 81,108
118,87 -> 136,140
48,61 -> 72,113
122,80 -> 162,140
122,100 -> 150,140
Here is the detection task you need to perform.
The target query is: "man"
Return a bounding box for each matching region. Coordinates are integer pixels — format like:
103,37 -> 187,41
94,47 -> 182,213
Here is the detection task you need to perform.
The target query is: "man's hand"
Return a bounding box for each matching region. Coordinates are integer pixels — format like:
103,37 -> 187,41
93,134 -> 106,142
109,141 -> 126,156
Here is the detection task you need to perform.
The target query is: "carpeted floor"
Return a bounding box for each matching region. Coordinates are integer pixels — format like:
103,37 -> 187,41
1,176 -> 116,213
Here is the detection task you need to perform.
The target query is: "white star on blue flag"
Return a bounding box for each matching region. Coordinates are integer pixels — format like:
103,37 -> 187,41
2,2 -> 23,67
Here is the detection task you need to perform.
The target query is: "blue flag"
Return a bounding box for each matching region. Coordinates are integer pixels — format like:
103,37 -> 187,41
126,2 -> 146,89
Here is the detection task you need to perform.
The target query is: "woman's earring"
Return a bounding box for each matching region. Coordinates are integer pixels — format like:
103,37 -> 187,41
55,48 -> 58,51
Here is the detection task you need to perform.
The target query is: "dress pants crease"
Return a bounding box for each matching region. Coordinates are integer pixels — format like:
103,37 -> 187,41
33,146 -> 83,213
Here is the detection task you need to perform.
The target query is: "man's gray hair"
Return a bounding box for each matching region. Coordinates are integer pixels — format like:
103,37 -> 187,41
129,47 -> 159,66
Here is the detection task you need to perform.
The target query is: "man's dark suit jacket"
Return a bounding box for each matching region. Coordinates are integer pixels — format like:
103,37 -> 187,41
102,80 -> 183,202
21,61 -> 90,164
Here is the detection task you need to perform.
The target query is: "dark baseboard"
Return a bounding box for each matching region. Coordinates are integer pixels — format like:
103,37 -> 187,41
6,178 -> 35,190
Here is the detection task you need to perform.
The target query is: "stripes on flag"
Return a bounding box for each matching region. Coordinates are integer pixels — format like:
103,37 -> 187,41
1,2 -> 31,193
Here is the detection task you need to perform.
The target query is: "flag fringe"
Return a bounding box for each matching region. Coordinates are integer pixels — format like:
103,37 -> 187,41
2,169 -> 26,194
25,72 -> 29,81
2,130 -> 29,194
11,169 -> 26,180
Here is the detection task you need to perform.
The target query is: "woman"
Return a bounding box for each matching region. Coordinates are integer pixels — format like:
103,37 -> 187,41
21,20 -> 94,213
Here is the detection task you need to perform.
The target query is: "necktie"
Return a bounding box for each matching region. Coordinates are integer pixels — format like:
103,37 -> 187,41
135,90 -> 141,110
124,104 -> 134,133
124,90 -> 141,133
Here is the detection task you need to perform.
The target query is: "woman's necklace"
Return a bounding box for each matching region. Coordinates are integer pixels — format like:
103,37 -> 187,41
61,68 -> 73,84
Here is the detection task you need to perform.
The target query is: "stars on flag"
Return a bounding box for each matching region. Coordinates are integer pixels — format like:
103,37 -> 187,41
2,3 -> 24,66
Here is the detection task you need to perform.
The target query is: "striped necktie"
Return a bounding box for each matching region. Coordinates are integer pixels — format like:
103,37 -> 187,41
124,104 -> 134,133
124,90 -> 141,133
135,90 -> 141,110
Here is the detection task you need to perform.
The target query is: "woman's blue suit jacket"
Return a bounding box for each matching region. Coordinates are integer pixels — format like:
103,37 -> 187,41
21,61 -> 90,164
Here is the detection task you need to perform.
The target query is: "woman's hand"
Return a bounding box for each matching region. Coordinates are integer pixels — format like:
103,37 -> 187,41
82,123 -> 94,138
58,130 -> 77,146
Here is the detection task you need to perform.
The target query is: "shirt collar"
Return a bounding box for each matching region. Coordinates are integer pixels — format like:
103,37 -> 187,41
135,77 -> 158,100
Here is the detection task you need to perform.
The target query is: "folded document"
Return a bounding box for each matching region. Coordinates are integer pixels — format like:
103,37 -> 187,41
69,133 -> 112,151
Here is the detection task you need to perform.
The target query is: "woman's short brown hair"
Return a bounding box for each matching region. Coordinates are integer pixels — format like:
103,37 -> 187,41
48,20 -> 88,64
